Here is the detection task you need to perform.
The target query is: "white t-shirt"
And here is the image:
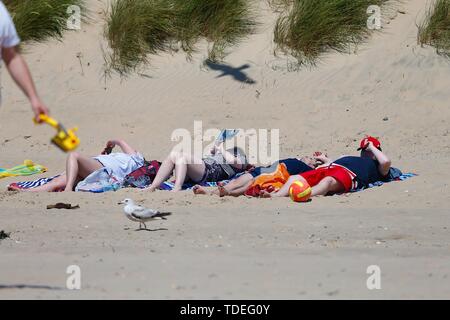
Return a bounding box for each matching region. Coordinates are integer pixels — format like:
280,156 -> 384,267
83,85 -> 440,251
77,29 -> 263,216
0,1 -> 21,104
94,152 -> 145,182
0,1 -> 20,60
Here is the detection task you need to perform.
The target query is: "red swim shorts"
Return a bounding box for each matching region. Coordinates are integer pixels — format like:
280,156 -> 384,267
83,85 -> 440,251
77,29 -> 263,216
299,165 -> 355,192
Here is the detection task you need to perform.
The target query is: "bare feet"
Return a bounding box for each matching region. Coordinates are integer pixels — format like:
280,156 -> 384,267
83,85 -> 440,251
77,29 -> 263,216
193,185 -> 209,195
259,190 -> 273,198
7,184 -> 21,191
218,185 -> 229,197
142,186 -> 156,192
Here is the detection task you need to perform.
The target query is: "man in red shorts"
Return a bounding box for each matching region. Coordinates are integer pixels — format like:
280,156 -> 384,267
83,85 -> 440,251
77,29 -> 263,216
261,136 -> 392,198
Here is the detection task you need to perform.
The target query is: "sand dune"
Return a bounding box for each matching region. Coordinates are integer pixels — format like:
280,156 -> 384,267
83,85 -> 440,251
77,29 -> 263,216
0,0 -> 449,299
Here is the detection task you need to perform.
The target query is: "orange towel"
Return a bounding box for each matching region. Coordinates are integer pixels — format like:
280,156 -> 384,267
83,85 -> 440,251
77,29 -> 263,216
245,163 -> 290,197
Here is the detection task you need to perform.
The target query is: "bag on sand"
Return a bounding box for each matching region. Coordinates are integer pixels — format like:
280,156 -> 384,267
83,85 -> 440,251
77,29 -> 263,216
123,160 -> 161,189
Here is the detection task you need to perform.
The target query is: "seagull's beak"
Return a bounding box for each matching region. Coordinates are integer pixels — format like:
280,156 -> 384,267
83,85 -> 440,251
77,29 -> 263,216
118,201 -> 124,205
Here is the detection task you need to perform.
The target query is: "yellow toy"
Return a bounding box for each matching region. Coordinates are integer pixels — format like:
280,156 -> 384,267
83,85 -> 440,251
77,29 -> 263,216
34,114 -> 80,152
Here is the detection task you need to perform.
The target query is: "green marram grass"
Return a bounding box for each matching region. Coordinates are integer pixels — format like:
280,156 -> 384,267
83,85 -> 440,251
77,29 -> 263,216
418,0 -> 450,58
173,0 -> 258,61
273,0 -> 388,66
104,0 -> 176,76
104,0 -> 258,76
4,0 -> 86,44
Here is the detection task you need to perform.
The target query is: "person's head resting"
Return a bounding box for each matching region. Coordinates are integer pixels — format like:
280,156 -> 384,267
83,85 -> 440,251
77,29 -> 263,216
357,136 -> 382,159
300,155 -> 316,168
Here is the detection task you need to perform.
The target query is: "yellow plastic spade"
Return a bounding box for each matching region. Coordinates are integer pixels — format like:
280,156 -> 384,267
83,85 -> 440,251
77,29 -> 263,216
34,114 -> 80,152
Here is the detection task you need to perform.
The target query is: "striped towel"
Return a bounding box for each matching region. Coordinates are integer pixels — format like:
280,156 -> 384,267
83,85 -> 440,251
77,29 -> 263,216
8,175 -> 60,190
159,180 -> 225,191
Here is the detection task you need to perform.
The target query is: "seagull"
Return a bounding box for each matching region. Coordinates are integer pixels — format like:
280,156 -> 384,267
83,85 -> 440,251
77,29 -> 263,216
118,198 -> 171,230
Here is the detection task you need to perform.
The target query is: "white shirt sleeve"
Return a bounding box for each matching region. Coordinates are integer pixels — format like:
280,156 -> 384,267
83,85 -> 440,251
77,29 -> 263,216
0,1 -> 21,48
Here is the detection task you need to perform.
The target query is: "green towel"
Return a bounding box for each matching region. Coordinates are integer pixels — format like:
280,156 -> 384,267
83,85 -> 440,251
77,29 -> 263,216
0,160 -> 47,179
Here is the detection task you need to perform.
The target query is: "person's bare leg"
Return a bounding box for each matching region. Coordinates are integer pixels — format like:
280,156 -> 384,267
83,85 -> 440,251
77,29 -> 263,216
310,176 -> 344,196
219,175 -> 254,197
261,175 -> 304,198
147,151 -> 205,192
14,174 -> 67,192
178,154 -> 205,192
147,153 -> 177,192
261,176 -> 345,198
223,180 -> 254,197
65,152 -> 103,192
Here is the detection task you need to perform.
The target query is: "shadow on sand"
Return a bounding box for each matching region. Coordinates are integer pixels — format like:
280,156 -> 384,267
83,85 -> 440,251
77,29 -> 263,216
204,60 -> 256,84
0,284 -> 64,290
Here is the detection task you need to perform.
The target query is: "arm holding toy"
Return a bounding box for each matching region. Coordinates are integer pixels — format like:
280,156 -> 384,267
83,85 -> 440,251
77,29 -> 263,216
2,46 -> 49,122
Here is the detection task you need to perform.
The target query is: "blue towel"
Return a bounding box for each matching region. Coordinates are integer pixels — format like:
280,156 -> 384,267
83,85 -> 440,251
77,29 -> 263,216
351,172 -> 417,192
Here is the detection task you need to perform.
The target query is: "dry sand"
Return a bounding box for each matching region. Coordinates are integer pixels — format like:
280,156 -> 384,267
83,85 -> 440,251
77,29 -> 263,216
0,0 -> 449,299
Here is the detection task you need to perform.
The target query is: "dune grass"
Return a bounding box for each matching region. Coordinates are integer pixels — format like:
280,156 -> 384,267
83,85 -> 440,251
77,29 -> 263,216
4,0 -> 86,44
104,0 -> 257,76
273,0 -> 388,66
418,0 -> 450,58
173,0 -> 258,61
103,0 -> 176,76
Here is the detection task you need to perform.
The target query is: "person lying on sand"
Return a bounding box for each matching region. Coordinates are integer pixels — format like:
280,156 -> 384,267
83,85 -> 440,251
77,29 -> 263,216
192,156 -> 317,197
9,139 -> 144,192
145,142 -> 247,192
260,136 -> 391,199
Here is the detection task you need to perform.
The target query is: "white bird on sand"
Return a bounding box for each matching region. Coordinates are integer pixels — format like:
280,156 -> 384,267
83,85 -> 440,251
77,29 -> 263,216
118,198 -> 171,230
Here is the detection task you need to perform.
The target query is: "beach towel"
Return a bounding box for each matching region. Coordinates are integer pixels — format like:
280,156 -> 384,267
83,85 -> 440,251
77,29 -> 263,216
351,172 -> 417,192
8,175 -> 59,190
8,169 -> 418,194
244,163 -> 291,197
158,180 -> 223,191
0,160 -> 47,179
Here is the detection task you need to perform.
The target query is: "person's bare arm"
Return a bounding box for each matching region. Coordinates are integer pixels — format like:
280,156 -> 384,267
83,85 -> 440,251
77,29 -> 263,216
2,46 -> 49,121
103,139 -> 138,155
366,142 -> 391,176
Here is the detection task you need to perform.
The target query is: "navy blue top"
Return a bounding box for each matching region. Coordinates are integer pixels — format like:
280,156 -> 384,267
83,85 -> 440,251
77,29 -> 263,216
333,156 -> 388,188
250,158 -> 313,177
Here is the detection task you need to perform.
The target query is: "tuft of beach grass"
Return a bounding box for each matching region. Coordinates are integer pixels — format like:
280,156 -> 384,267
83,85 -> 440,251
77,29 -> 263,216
103,0 -> 258,76
4,0 -> 87,44
418,0 -> 450,58
103,0 -> 176,76
273,0 -> 389,67
173,0 -> 258,62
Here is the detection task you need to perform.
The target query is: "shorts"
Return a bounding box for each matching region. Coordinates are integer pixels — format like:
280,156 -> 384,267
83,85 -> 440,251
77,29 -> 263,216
299,165 -> 355,192
195,162 -> 229,184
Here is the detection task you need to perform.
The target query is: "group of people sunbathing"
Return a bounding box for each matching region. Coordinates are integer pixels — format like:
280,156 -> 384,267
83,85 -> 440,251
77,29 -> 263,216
11,135 -> 393,201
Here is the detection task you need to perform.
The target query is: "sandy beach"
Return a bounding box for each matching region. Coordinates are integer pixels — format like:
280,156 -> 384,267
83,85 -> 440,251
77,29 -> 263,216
0,0 -> 449,299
